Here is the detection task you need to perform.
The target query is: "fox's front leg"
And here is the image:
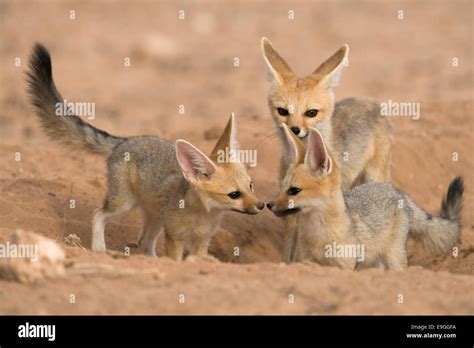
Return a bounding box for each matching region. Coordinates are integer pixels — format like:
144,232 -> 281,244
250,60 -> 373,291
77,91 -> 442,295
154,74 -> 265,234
282,215 -> 299,263
165,234 -> 185,262
335,256 -> 357,271
190,236 -> 219,262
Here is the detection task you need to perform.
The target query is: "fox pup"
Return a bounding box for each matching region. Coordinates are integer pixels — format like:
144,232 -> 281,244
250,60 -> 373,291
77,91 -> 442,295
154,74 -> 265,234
261,38 -> 393,262
267,124 -> 463,271
27,44 -> 264,261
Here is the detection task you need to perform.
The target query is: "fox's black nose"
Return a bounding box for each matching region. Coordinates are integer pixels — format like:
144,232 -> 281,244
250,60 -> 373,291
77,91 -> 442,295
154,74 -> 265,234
266,202 -> 274,210
290,127 -> 301,135
257,202 -> 265,210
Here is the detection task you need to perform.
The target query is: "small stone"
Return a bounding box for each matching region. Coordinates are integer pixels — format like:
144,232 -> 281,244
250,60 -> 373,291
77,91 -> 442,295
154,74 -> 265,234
0,230 -> 65,283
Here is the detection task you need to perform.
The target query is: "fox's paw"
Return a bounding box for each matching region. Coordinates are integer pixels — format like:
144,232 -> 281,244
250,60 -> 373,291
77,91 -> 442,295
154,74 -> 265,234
126,242 -> 139,249
107,250 -> 127,259
186,254 -> 220,263
302,260 -> 314,266
91,245 -> 106,253
199,254 -> 220,263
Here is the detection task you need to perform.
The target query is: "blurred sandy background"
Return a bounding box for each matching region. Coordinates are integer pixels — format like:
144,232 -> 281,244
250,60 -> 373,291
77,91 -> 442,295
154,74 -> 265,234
0,0 -> 473,314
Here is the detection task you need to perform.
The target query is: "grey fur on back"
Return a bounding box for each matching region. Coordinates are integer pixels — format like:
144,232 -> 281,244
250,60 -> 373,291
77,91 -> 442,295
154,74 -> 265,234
343,180 -> 463,255
331,97 -> 392,188
332,97 -> 382,157
343,182 -> 408,235
107,136 -> 189,206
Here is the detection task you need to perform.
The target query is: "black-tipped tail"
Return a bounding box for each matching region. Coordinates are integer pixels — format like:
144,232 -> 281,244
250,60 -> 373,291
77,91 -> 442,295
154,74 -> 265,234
440,176 -> 464,221
408,177 -> 463,255
27,44 -> 53,88
26,43 -> 125,155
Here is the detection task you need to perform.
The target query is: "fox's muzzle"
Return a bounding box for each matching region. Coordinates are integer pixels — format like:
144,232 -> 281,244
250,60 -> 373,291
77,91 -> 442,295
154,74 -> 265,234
266,201 -> 301,217
233,201 -> 265,215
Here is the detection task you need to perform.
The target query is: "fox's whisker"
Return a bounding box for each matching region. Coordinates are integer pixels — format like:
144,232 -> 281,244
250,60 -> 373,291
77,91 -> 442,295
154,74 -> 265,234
255,128 -> 280,150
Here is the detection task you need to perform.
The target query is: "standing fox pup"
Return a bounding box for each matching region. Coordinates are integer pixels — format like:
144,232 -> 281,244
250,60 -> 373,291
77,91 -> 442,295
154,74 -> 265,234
261,38 -> 393,262
267,125 -> 464,271
27,44 -> 264,261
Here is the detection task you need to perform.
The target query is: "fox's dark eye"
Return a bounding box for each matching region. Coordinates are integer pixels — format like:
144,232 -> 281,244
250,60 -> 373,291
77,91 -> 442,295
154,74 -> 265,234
228,191 -> 241,199
250,182 -> 254,191
287,187 -> 301,196
277,108 -> 290,116
305,109 -> 318,118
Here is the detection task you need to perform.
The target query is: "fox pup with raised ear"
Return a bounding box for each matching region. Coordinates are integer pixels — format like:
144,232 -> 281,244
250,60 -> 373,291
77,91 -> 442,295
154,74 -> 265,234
267,125 -> 463,271
260,38 -> 393,262
27,43 -> 265,261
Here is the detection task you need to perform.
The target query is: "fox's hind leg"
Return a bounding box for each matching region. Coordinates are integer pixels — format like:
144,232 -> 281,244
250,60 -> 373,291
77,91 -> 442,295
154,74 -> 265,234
92,163 -> 136,253
137,211 -> 162,256
362,130 -> 392,184
383,243 -> 408,271
92,196 -> 135,252
384,252 -> 407,271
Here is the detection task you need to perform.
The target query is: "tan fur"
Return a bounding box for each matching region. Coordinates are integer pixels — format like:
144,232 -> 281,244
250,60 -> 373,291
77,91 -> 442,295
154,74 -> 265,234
261,38 -> 393,262
268,127 -> 463,271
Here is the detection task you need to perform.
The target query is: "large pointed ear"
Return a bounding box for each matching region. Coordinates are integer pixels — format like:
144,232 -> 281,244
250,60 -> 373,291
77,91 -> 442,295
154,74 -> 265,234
304,128 -> 332,175
261,37 -> 295,85
209,113 -> 238,162
280,123 -> 306,165
311,44 -> 349,89
176,140 -> 216,182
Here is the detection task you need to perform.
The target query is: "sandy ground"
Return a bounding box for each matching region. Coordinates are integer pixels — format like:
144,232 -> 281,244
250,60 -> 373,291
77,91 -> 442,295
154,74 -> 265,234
0,0 -> 473,314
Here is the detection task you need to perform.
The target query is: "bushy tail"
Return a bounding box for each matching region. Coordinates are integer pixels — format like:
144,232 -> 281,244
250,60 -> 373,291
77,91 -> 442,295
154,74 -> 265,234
26,43 -> 125,155
440,177 -> 464,221
408,177 -> 464,255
